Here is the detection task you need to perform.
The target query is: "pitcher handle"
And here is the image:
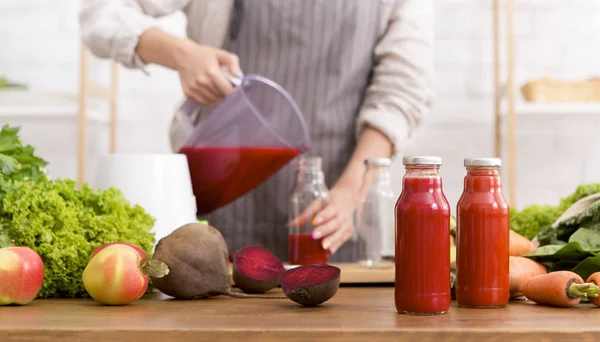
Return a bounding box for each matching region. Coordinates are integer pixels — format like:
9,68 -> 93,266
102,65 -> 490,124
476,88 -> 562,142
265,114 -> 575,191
221,67 -> 243,87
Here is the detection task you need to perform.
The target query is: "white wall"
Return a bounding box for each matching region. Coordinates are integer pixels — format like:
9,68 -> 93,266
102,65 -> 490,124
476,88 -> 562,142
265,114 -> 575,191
2,0 -> 600,210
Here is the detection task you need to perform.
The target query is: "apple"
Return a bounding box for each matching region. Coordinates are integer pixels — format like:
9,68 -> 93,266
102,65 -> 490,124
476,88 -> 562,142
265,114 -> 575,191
83,244 -> 150,305
90,242 -> 147,260
0,242 -> 44,305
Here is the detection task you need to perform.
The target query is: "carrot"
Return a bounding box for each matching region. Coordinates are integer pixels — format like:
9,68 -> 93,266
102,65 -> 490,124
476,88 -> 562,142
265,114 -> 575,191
509,230 -> 536,256
520,271 -> 600,308
586,272 -> 600,307
509,256 -> 547,298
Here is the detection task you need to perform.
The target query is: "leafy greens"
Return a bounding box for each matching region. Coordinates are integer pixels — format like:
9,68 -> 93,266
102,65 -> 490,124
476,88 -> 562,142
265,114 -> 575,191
0,125 -> 156,298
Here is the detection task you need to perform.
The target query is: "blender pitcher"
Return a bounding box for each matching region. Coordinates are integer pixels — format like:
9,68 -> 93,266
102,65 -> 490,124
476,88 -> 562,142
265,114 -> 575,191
177,72 -> 311,215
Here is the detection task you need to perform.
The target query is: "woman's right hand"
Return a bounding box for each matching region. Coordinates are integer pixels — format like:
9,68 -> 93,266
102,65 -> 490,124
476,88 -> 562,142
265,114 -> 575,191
174,40 -> 243,105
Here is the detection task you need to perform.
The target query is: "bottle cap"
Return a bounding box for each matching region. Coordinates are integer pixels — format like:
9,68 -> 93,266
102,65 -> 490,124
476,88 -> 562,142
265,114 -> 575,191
402,156 -> 442,166
464,157 -> 502,167
364,158 -> 392,167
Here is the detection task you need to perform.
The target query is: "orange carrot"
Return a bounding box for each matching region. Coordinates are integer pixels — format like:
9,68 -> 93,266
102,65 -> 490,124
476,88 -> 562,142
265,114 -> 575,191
509,256 -> 547,298
509,230 -> 536,256
520,271 -> 600,308
586,272 -> 600,307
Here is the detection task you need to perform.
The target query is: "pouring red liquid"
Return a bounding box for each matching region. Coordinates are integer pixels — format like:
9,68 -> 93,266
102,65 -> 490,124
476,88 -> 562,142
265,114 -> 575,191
179,146 -> 301,215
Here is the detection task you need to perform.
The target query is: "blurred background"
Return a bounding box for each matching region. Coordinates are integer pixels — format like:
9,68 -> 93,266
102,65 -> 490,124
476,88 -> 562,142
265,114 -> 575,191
2,0 -> 600,210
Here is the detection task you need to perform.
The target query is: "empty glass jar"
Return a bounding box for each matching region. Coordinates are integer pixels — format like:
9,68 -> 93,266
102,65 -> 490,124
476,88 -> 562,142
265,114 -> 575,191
357,158 -> 396,269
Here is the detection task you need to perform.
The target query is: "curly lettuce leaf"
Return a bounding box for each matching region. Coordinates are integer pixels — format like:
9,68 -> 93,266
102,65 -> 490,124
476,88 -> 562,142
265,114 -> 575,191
510,205 -> 561,240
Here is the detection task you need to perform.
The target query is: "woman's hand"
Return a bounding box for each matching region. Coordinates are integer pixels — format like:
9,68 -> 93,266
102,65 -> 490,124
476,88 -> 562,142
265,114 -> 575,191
174,40 -> 243,105
310,184 -> 360,254
135,28 -> 243,105
291,183 -> 360,255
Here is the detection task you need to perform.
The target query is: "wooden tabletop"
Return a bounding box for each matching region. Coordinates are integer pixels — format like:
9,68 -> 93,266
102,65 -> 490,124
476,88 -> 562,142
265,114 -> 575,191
1,286 -> 599,341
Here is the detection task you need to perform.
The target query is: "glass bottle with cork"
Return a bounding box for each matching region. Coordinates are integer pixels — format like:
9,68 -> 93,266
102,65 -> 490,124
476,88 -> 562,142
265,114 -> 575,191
455,157 -> 510,308
288,156 -> 330,265
394,156 -> 451,315
357,157 -> 396,269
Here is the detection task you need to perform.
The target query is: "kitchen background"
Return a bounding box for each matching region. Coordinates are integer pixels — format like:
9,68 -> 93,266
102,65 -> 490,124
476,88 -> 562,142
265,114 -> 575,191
2,0 -> 600,210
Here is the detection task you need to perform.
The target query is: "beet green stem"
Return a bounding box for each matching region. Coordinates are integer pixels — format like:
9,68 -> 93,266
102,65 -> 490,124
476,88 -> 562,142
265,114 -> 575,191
569,282 -> 600,298
223,288 -> 286,299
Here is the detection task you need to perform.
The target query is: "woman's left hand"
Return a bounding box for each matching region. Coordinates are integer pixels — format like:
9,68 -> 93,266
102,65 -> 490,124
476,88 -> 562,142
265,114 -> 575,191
309,183 -> 360,255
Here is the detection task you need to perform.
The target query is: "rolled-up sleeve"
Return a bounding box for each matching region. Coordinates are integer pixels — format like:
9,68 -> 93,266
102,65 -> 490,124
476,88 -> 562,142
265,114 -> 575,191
79,0 -> 189,69
356,0 -> 434,157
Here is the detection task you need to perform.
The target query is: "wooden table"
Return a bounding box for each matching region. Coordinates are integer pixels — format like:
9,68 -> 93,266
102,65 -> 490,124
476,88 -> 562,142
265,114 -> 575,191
1,287 -> 599,341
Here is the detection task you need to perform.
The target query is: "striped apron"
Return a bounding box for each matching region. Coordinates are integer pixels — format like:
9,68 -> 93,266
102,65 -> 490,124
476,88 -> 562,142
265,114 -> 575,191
199,0 -> 381,263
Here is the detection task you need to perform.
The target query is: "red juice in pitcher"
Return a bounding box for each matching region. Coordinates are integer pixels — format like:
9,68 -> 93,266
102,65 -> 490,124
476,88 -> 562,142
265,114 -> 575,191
179,146 -> 300,215
395,156 -> 451,315
456,158 -> 509,308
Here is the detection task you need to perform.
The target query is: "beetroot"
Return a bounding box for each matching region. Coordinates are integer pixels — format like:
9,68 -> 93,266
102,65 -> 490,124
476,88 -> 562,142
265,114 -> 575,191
279,263 -> 341,306
150,223 -> 284,299
232,245 -> 285,294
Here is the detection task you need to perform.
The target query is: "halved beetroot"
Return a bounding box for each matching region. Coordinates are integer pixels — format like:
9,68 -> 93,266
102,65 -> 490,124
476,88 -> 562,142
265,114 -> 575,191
279,263 -> 341,306
232,245 -> 285,294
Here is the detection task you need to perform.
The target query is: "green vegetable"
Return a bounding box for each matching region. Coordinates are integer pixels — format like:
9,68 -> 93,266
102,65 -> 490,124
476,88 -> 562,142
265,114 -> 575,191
0,124 -> 156,298
510,205 -> 561,240
0,125 -> 47,199
0,77 -> 27,89
518,184 -> 600,279
538,198 -> 600,246
510,184 -> 600,241
525,228 -> 600,279
525,241 -> 595,263
558,184 -> 600,212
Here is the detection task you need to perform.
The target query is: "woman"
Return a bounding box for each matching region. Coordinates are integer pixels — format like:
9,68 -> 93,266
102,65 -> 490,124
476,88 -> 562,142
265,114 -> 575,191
80,0 -> 434,262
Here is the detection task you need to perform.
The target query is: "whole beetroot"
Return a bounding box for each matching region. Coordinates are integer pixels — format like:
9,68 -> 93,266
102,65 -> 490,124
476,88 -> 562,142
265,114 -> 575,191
232,245 -> 285,294
150,223 -> 284,299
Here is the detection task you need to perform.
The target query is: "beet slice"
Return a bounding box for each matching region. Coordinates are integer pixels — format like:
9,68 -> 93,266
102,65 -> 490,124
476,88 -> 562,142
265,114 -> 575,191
232,245 -> 285,294
279,263 -> 341,306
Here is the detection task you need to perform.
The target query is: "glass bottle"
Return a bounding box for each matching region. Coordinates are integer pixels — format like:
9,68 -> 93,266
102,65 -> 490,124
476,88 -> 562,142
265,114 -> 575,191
289,156 -> 329,265
357,158 -> 396,269
456,158 -> 509,308
395,156 -> 451,315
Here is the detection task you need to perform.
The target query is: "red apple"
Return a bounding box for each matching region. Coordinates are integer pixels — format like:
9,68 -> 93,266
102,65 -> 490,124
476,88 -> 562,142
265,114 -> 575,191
83,244 -> 150,305
90,242 -> 147,260
0,243 -> 44,305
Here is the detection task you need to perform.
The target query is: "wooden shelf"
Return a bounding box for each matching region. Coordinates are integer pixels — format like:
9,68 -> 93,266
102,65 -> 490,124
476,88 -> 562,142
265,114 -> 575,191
0,90 -> 108,123
514,102 -> 600,116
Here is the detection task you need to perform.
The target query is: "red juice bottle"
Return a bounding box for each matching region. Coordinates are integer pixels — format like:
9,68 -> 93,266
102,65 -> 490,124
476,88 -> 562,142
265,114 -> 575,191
456,158 -> 509,308
288,156 -> 329,265
395,156 -> 451,315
